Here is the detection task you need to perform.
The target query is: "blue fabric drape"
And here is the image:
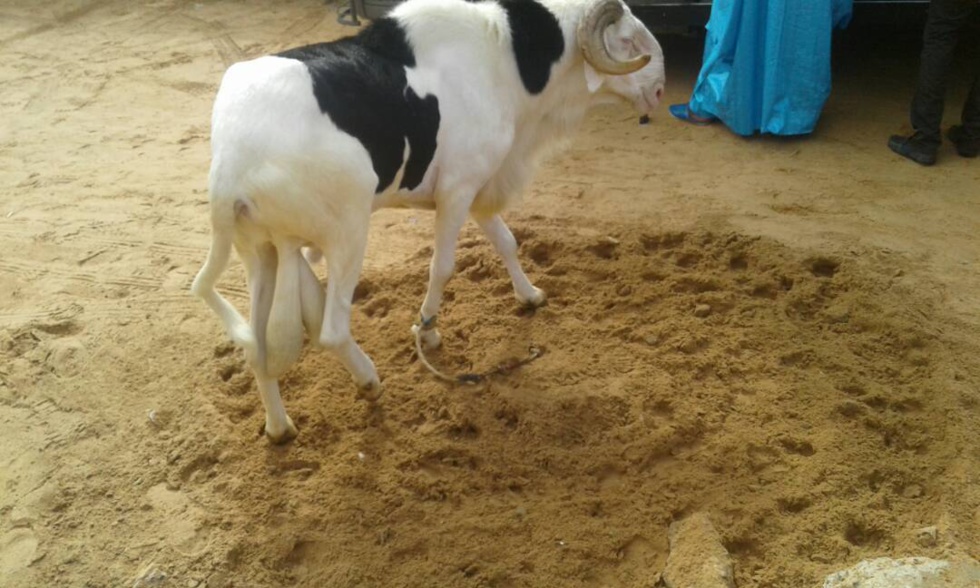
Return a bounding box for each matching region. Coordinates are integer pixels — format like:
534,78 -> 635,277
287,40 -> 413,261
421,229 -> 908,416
688,0 -> 853,136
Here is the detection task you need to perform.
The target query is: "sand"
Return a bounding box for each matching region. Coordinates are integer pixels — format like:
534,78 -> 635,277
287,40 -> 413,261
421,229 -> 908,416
1,1 -> 979,587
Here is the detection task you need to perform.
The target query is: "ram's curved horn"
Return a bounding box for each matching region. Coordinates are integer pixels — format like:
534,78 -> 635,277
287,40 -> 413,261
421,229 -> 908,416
577,0 -> 651,75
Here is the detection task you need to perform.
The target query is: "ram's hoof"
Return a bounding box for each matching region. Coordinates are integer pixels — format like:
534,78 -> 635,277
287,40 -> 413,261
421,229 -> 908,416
230,324 -> 258,358
264,415 -> 298,444
518,287 -> 547,309
411,324 -> 442,350
357,379 -> 383,402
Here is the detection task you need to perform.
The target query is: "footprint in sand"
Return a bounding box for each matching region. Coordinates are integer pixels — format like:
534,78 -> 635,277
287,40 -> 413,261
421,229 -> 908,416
144,484 -> 211,555
0,527 -> 41,574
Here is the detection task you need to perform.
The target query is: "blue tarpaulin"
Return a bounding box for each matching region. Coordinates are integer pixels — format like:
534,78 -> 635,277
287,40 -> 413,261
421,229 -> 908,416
687,0 -> 854,136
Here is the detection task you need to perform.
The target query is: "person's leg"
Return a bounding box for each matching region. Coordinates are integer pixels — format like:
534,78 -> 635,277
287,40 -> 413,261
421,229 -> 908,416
890,0 -> 975,164
670,0 -> 737,127
910,0 -> 975,143
961,73 -> 980,139
949,70 -> 980,157
951,12 -> 980,155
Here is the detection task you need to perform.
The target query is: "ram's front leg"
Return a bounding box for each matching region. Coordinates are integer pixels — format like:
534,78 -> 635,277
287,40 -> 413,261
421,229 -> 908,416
474,213 -> 546,308
414,201 -> 470,350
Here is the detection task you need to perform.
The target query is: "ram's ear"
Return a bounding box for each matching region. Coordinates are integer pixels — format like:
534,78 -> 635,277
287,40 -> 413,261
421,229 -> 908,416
584,62 -> 604,93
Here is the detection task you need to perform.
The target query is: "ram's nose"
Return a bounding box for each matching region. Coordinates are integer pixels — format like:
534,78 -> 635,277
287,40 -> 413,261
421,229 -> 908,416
641,83 -> 664,113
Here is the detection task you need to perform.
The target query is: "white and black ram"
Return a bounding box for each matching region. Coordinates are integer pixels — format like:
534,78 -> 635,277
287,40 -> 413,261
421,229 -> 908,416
192,0 -> 666,442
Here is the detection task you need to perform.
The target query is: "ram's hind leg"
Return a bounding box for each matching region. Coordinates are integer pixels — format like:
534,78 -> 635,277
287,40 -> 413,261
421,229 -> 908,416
191,222 -> 256,355
244,243 -> 298,444
318,207 -> 381,401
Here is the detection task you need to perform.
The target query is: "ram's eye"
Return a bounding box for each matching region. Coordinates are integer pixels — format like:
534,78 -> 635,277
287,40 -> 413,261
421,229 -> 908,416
622,38 -> 639,57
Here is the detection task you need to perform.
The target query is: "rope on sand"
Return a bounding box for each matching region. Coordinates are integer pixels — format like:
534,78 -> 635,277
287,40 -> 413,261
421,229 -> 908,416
413,317 -> 543,385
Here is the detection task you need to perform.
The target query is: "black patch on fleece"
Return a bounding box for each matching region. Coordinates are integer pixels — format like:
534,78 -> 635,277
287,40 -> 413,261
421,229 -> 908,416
498,0 -> 565,95
277,18 -> 439,193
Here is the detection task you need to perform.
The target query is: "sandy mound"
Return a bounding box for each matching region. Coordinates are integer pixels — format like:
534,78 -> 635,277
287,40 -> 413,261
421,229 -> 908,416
8,221 -> 973,587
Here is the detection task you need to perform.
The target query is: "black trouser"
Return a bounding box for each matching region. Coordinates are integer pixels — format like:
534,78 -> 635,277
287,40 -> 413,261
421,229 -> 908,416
910,0 -> 980,145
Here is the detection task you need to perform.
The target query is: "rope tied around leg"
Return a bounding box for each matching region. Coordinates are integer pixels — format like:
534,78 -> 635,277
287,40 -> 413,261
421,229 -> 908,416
413,314 -> 544,385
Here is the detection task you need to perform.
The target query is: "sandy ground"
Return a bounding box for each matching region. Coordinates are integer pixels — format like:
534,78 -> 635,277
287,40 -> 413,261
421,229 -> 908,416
1,1 -> 979,587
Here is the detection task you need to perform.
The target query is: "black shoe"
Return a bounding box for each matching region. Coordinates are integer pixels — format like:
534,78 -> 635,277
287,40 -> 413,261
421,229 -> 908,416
888,132 -> 938,166
947,126 -> 980,158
